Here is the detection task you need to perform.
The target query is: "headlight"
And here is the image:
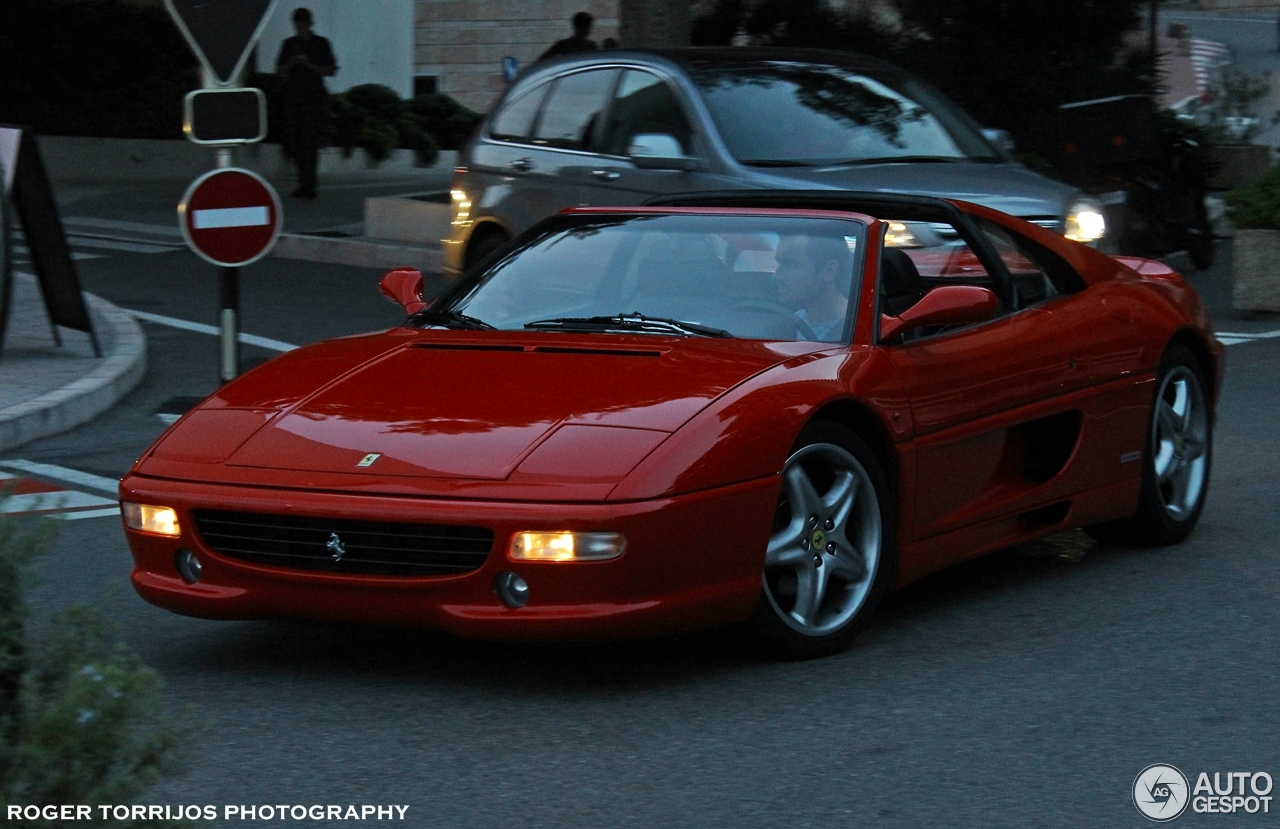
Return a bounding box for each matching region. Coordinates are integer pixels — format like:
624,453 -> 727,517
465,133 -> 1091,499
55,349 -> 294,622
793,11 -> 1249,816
121,503 -> 181,537
1065,198 -> 1106,243
509,531 -> 626,562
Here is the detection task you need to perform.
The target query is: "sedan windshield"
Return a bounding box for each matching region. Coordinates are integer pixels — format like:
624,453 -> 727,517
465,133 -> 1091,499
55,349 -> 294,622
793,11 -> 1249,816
435,213 -> 866,343
688,61 -> 1000,167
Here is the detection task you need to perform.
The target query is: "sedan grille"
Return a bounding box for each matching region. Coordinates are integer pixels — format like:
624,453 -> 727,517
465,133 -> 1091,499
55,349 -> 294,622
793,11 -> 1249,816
192,510 -> 493,577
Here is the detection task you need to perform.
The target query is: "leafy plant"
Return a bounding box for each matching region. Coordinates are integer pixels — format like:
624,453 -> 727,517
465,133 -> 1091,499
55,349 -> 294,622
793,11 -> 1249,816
1226,164 -> 1280,230
0,513 -> 193,827
329,85 -> 468,162
405,93 -> 482,150
1182,68 -> 1274,145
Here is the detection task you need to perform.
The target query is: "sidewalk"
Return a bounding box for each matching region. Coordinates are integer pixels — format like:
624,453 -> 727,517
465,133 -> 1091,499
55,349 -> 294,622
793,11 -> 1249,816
0,272 -> 146,452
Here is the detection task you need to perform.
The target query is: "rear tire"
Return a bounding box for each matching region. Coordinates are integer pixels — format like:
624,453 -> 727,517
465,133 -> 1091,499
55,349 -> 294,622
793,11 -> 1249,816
1086,344 -> 1211,545
750,422 -> 895,659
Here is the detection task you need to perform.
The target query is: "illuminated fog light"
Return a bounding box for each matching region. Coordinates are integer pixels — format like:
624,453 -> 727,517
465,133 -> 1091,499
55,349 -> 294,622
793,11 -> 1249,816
495,571 -> 529,608
121,502 -> 181,537
174,549 -> 202,584
1065,200 -> 1107,242
508,531 -> 626,562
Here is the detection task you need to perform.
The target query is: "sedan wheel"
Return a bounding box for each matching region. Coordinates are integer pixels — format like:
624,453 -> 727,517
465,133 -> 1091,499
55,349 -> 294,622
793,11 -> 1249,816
753,422 -> 894,657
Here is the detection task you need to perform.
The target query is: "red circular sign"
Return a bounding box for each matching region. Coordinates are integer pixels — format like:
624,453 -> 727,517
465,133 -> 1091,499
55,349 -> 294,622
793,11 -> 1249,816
178,167 -> 281,267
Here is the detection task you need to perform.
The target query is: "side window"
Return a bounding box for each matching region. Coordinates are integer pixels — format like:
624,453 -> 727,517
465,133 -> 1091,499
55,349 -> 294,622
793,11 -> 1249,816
531,69 -> 618,151
880,219 -> 996,318
602,70 -> 695,157
976,218 -> 1087,305
489,83 -> 550,142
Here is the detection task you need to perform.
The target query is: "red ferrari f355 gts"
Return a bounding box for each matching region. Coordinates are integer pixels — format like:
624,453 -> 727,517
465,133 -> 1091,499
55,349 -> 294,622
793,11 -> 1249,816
120,193 -> 1222,657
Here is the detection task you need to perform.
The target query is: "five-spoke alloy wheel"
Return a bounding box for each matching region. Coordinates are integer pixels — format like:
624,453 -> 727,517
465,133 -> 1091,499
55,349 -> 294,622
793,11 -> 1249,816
753,422 -> 893,657
1087,344 -> 1212,545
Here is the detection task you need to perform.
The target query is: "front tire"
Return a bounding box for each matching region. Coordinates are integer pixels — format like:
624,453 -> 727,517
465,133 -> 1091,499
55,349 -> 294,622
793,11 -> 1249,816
1087,344 -> 1211,545
751,422 -> 895,658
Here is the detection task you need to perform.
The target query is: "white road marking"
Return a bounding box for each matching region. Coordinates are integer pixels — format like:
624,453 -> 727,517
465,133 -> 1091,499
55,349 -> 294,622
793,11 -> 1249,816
65,235 -> 180,254
0,460 -> 120,494
126,309 -> 298,352
61,507 -> 122,521
155,414 -> 182,425
63,216 -> 183,238
12,243 -> 106,261
0,490 -> 116,514
1218,330 -> 1280,346
192,206 -> 269,229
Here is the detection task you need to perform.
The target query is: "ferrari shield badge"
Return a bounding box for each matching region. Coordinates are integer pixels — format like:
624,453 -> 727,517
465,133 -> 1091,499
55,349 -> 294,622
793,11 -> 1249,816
357,453 -> 381,468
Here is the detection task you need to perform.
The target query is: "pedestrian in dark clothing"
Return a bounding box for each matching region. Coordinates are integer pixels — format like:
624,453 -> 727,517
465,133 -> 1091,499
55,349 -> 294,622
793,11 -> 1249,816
540,12 -> 597,60
275,7 -> 337,199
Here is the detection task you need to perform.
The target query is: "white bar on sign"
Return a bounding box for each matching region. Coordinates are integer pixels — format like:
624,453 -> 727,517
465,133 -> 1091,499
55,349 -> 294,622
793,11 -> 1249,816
192,206 -> 269,230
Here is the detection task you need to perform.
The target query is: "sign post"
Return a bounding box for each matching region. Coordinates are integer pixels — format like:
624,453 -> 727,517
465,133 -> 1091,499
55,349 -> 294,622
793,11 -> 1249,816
165,0 -> 279,382
178,168 -> 281,383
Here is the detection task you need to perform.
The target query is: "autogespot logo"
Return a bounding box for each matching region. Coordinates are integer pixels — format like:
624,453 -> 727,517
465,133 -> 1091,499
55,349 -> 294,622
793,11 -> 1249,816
1134,764 -> 1190,822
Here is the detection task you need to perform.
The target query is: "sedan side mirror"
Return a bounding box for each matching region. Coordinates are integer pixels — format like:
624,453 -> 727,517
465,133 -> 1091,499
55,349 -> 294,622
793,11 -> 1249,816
879,285 -> 1000,342
380,268 -> 427,315
628,133 -> 698,171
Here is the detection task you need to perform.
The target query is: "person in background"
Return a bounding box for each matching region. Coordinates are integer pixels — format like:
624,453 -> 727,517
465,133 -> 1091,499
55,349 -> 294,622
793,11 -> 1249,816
275,7 -> 337,199
540,12 -> 597,60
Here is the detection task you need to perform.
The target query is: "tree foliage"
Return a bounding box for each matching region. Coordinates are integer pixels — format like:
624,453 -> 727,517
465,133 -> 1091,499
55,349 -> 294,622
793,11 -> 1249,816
0,0 -> 198,139
0,515 -> 193,827
692,0 -> 1157,146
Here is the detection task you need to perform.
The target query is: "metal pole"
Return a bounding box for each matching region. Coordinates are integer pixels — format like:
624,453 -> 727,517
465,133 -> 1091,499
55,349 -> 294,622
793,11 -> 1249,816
1150,0 -> 1158,58
218,266 -> 239,382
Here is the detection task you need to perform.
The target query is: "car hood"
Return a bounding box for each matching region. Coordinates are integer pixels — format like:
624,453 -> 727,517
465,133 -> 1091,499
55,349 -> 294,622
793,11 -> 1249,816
143,330 -> 823,488
742,161 -> 1075,222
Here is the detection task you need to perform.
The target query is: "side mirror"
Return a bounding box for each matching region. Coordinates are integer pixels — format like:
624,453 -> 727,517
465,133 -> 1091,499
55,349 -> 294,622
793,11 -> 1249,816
981,127 -> 1015,155
880,285 -> 999,342
380,268 -> 426,315
628,133 -> 697,171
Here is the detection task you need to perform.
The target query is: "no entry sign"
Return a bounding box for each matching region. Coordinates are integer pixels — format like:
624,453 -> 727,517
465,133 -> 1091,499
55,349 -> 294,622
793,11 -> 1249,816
178,167 -> 281,267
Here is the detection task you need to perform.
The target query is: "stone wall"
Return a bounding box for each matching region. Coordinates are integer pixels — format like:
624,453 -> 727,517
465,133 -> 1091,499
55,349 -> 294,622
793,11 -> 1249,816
415,0 -> 621,112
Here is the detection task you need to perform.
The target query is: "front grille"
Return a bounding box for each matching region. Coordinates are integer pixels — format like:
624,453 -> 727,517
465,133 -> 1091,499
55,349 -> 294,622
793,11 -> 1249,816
192,510 -> 493,577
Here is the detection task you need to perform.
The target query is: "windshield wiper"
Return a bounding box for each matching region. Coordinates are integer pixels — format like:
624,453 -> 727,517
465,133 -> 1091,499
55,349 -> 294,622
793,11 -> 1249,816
739,159 -> 815,168
524,312 -> 731,338
823,155 -> 964,167
410,308 -> 495,330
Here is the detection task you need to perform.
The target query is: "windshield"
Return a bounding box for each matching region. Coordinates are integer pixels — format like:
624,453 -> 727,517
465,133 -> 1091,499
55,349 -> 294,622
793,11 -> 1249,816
688,61 -> 999,166
434,213 -> 866,343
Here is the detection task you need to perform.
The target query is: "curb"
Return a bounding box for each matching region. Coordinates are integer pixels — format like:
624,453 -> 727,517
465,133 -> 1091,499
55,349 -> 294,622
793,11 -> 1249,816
273,233 -> 444,274
0,292 -> 147,452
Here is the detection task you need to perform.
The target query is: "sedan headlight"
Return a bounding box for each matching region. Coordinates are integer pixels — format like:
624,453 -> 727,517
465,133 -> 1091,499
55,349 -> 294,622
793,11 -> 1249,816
1065,197 -> 1106,243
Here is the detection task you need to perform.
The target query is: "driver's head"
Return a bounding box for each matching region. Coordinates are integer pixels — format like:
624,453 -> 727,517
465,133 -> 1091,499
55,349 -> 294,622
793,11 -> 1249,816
772,234 -> 850,307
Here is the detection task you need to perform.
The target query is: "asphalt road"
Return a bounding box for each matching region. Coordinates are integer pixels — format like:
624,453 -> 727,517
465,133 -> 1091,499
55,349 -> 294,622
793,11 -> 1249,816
5,219 -> 1280,827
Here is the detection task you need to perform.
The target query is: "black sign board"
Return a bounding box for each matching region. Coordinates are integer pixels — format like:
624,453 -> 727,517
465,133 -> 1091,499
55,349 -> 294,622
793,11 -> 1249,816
184,88 -> 267,144
164,0 -> 277,85
0,127 -> 99,357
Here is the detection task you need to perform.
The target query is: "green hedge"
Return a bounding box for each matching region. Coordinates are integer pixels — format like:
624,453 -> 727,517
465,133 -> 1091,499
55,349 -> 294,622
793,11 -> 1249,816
329,84 -> 482,164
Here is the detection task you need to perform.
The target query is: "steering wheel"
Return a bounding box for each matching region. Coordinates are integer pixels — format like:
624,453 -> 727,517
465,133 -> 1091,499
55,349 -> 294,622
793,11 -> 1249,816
726,300 -> 819,341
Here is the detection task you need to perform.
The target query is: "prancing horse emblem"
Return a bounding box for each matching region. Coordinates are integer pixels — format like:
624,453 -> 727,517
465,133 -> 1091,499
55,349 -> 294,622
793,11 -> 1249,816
357,453 -> 381,467
326,532 -> 346,561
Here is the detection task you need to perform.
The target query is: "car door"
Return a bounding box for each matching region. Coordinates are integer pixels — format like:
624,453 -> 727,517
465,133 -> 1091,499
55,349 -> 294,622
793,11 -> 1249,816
467,68 -> 618,234
571,68 -> 734,207
877,214 -> 1083,543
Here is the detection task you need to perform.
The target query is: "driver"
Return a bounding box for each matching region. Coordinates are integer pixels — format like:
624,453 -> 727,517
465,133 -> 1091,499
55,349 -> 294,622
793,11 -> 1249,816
772,234 -> 852,341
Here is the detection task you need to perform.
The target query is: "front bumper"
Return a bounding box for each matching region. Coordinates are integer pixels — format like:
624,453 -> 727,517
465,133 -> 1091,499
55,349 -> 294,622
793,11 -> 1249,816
120,474 -> 776,641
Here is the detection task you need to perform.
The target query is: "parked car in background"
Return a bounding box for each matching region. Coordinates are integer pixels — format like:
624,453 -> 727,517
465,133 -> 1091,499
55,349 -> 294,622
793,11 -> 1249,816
443,48 -> 1107,277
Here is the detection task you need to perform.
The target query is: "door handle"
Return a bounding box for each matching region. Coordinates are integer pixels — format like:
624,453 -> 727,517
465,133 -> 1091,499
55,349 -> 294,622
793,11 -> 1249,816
508,158 -> 534,172
591,169 -> 621,181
